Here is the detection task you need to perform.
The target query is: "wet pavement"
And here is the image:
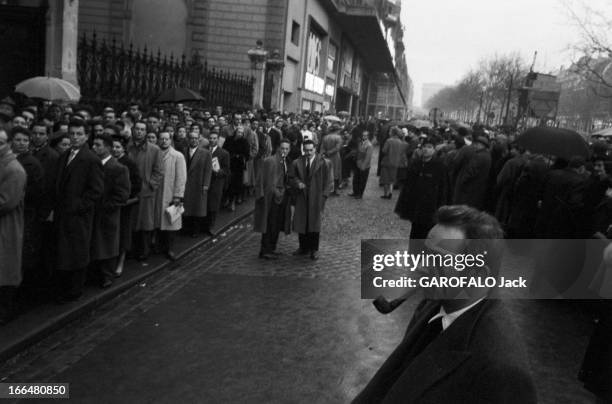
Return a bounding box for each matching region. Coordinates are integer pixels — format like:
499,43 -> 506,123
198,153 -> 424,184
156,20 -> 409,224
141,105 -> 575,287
1,148 -> 598,403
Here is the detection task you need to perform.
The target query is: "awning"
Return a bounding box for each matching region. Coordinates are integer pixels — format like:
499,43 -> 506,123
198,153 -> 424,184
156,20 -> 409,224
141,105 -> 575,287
334,7 -> 395,73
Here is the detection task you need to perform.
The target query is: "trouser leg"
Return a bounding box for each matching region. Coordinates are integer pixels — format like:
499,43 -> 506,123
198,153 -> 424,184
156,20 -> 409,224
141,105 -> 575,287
261,233 -> 272,255
306,232 -> 320,252
99,258 -> 116,284
159,230 -> 176,253
142,231 -> 152,257
298,233 -> 307,251
352,167 -> 360,194
268,202 -> 282,251
0,286 -> 17,322
359,168 -> 370,196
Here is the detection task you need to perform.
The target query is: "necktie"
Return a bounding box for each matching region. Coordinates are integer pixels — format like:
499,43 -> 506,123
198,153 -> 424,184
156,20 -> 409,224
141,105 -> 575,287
306,159 -> 310,178
410,316 -> 443,359
66,149 -> 78,166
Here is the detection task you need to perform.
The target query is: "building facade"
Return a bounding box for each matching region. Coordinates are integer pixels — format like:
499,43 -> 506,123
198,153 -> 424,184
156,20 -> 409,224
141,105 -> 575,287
0,0 -> 412,115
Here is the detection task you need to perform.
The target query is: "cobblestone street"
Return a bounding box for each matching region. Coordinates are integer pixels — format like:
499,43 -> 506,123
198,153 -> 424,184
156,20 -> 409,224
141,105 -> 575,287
0,154 -> 597,403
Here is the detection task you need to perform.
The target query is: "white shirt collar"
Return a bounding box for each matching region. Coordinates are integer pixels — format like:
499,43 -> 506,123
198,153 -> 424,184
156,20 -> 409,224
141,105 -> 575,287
212,145 -> 217,153
101,155 -> 112,166
428,298 -> 484,331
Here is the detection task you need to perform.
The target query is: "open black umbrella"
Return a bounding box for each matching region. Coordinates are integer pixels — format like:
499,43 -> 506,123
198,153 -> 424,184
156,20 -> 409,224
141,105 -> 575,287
155,87 -> 204,103
516,127 -> 590,159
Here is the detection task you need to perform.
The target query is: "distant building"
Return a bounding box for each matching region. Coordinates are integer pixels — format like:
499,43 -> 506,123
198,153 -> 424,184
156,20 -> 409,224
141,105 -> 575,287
421,82 -> 446,108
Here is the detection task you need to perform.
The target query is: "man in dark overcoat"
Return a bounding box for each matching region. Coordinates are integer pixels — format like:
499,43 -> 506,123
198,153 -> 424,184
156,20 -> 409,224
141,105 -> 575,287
203,132 -> 230,236
253,138 -> 292,259
394,138 -> 447,239
182,131 -> 212,237
289,140 -> 332,260
128,121 -> 164,260
452,136 -> 491,209
91,134 -> 130,288
52,120 -> 104,301
31,121 -> 59,279
354,206 -> 536,403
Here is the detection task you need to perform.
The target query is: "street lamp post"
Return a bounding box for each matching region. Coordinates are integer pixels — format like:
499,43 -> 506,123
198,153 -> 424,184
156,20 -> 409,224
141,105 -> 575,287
247,40 -> 268,109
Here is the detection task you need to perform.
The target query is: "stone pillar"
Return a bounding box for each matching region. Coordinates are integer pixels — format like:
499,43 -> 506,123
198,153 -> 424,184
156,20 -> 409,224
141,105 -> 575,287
45,0 -> 79,86
266,49 -> 285,112
247,40 -> 268,110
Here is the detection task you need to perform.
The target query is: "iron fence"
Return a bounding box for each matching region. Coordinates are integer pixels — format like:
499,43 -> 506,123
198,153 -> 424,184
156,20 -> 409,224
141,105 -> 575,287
77,32 -> 254,111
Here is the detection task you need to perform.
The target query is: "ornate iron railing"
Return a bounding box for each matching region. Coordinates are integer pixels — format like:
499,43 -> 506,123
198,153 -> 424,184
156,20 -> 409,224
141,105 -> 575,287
77,32 -> 254,111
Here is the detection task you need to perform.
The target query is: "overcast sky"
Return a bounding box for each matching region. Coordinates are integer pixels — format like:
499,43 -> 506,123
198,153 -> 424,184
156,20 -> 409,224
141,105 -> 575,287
401,0 -> 612,107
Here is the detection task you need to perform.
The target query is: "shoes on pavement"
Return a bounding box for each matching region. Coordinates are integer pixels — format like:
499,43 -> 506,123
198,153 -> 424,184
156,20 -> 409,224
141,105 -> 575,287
137,254 -> 148,262
355,195 -> 363,199
380,194 -> 392,199
292,248 -> 308,256
270,251 -> 282,256
166,251 -> 177,261
310,251 -> 319,260
348,193 -> 357,197
260,253 -> 278,260
101,279 -> 113,289
330,191 -> 340,197
202,230 -> 214,238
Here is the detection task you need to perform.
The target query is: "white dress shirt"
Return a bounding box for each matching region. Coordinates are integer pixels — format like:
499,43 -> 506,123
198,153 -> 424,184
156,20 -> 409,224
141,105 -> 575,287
101,155 -> 112,166
428,298 -> 484,331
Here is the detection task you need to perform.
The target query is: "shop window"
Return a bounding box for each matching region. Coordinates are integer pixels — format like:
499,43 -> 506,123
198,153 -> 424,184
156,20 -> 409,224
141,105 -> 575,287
291,21 -> 300,46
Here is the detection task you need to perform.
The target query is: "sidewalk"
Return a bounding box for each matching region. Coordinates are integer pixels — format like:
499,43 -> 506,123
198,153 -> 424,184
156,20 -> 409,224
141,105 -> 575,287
0,199 -> 255,363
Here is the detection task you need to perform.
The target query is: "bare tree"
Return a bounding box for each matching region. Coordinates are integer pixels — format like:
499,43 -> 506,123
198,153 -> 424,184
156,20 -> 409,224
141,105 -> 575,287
563,0 -> 612,96
425,54 -> 526,125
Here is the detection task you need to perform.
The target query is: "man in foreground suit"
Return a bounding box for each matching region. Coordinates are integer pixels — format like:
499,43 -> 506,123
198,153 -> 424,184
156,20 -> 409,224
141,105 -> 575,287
354,205 -> 537,403
253,138 -> 292,259
289,140 -> 332,260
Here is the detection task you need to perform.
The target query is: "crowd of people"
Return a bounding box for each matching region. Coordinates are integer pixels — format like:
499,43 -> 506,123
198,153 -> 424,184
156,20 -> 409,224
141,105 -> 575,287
1,96 -> 610,400
0,97 -> 381,325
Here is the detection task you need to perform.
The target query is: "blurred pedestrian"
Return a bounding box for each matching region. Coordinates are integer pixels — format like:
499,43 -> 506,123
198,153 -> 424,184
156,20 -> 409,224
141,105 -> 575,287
452,135 -> 491,210
350,130 -> 373,199
320,124 -> 343,196
380,127 -> 407,199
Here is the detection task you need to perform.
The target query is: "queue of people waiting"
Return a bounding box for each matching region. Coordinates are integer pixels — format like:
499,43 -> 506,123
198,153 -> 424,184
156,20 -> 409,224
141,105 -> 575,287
0,99 -> 380,325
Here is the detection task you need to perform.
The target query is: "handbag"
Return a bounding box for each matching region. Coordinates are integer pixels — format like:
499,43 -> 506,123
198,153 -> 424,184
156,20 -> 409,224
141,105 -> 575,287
165,204 -> 184,224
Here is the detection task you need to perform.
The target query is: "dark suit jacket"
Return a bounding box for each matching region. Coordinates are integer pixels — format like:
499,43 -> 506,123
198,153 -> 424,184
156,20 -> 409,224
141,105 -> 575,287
353,299 -> 537,404
91,157 -> 130,261
208,146 -> 230,212
118,154 -> 142,199
54,145 -> 104,270
32,144 -> 59,218
395,157 -> 447,225
17,152 -> 44,214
